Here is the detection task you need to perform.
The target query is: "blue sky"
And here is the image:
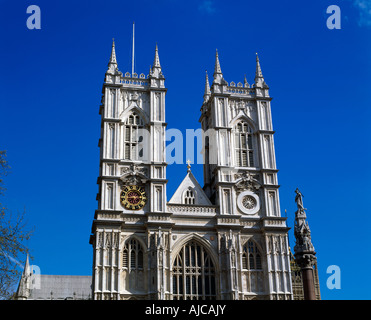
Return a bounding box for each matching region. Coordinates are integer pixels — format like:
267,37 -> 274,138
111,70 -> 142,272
0,0 -> 370,299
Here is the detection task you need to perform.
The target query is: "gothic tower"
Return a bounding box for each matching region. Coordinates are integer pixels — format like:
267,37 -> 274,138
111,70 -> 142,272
90,40 -> 169,300
199,51 -> 293,299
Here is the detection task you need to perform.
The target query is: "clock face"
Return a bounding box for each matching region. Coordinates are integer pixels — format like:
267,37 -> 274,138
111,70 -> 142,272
237,191 -> 260,215
120,185 -> 147,210
242,195 -> 257,210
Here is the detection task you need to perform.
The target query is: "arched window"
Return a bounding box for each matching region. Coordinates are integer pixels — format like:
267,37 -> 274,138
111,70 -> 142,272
183,188 -> 195,205
123,113 -> 144,160
234,121 -> 254,167
242,240 -> 264,293
122,238 -> 143,270
242,240 -> 262,270
173,241 -> 216,300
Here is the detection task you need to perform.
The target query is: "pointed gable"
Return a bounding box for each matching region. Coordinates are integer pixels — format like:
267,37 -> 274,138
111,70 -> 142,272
168,171 -> 212,206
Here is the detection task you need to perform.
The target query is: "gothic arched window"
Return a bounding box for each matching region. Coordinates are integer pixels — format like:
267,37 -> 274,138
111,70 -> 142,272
242,240 -> 262,270
242,240 -> 264,293
173,241 -> 216,300
234,121 -> 254,167
122,238 -> 144,270
183,188 -> 195,205
123,113 -> 144,160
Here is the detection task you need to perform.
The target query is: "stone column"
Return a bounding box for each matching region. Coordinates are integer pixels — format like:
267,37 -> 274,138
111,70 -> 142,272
296,254 -> 316,300
293,188 -> 317,300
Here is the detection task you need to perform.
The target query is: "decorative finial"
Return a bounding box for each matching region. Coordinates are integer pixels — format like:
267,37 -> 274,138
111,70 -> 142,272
204,70 -> 211,101
153,43 -> 161,68
244,74 -> 249,87
214,49 -> 222,75
109,38 -> 117,64
255,53 -> 263,78
186,159 -> 191,172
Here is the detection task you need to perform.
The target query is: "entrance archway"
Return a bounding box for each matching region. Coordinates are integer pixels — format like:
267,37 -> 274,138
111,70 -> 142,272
172,240 -> 216,300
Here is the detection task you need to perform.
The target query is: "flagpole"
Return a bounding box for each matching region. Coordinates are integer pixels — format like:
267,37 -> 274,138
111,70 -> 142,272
132,22 -> 135,76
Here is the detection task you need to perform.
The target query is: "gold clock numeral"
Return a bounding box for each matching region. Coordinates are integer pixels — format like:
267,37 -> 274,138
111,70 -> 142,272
120,185 -> 147,211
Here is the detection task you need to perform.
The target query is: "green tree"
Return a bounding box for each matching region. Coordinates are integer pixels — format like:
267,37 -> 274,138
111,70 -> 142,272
0,151 -> 33,299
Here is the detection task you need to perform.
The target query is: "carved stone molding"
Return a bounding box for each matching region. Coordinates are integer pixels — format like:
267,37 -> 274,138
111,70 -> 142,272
119,164 -> 148,185
234,171 -> 261,192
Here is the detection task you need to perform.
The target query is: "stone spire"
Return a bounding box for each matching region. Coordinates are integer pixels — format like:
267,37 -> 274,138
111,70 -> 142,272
150,43 -> 163,79
109,38 -> 117,65
153,43 -> 161,68
244,74 -> 249,88
255,53 -> 263,77
213,49 -> 225,85
15,254 -> 31,300
106,38 -> 120,78
214,49 -> 222,75
254,53 -> 265,88
293,188 -> 317,300
203,70 -> 211,103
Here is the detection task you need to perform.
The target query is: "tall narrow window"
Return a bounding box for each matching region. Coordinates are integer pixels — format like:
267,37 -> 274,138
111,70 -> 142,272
264,135 -> 273,168
155,93 -> 161,121
234,121 -> 254,167
243,240 -> 262,270
184,188 -> 195,205
110,89 -> 116,118
108,124 -> 115,159
156,186 -> 163,211
268,191 -> 277,216
219,99 -> 225,126
172,241 -> 216,300
223,189 -> 231,214
261,102 -> 270,130
106,183 -> 114,209
123,113 -> 144,160
122,238 -> 143,271
242,240 -> 264,293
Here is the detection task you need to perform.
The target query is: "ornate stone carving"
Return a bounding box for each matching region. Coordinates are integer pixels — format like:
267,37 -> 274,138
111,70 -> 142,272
129,91 -> 139,101
119,164 -> 148,185
234,171 -> 261,192
293,188 -> 316,270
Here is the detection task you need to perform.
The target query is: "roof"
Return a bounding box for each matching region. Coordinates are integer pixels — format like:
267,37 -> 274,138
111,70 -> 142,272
168,170 -> 212,206
23,274 -> 92,300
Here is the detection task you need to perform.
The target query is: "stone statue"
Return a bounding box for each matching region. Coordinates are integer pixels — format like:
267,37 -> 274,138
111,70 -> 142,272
294,188 -> 306,212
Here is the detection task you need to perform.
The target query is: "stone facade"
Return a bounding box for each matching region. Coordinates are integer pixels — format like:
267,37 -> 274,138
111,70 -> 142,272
89,41 -> 293,300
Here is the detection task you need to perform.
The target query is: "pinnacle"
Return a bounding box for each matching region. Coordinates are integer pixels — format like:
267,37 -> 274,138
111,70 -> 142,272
214,49 -> 222,75
255,52 -> 263,79
204,70 -> 211,95
109,38 -> 117,64
153,43 -> 161,68
203,70 -> 211,103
